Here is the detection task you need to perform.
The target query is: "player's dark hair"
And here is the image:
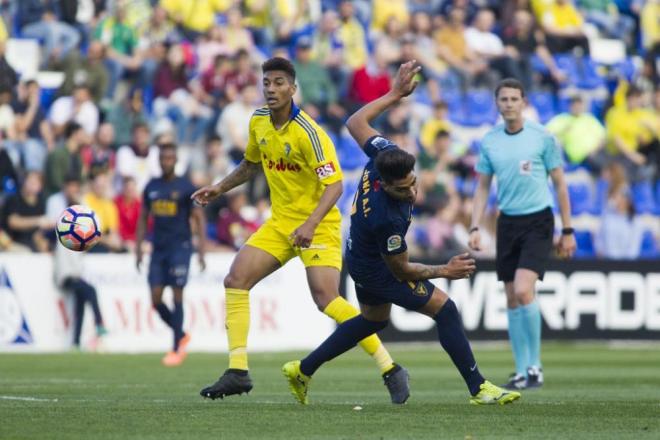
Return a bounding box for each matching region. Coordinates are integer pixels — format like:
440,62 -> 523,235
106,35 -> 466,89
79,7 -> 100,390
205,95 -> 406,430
64,122 -> 83,139
132,122 -> 149,133
262,57 -> 296,83
495,78 -> 525,99
158,142 -> 177,153
375,149 -> 416,183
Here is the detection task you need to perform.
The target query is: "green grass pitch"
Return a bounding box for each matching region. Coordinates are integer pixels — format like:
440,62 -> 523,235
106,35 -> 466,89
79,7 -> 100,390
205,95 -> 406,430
2,343 -> 659,439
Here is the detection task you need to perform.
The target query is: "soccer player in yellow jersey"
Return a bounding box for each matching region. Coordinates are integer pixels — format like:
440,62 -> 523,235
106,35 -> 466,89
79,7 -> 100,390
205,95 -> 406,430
192,57 -> 409,403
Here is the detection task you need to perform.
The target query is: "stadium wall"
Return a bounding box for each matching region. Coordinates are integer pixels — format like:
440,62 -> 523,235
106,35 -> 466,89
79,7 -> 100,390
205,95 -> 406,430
0,253 -> 334,353
361,260 -> 660,342
1,255 -> 659,353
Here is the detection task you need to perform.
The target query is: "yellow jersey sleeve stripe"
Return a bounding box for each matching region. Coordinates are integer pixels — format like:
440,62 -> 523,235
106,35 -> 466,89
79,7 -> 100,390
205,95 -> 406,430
294,115 -> 325,162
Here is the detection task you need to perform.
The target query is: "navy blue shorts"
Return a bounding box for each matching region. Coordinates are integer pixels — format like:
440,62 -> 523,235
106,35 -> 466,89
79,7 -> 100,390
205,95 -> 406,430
347,257 -> 435,311
148,247 -> 192,288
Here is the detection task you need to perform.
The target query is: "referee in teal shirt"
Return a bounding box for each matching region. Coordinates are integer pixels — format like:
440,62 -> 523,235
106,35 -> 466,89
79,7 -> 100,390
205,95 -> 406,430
469,79 -> 576,391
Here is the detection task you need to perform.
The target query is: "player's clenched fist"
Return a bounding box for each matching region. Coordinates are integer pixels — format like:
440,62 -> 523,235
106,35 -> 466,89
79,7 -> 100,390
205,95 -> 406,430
191,184 -> 222,206
443,253 -> 477,280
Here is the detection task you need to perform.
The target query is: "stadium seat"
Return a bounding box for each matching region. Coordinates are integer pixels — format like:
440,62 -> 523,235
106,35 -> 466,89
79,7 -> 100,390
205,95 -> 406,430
440,89 -> 463,113
530,54 -> 549,74
568,182 -> 593,216
574,230 -> 596,259
639,230 -> 659,259
336,135 -> 367,171
655,180 -> 660,210
528,91 -> 557,123
631,182 -> 657,214
463,90 -> 498,127
576,57 -> 606,90
590,178 -> 609,215
555,55 -> 580,86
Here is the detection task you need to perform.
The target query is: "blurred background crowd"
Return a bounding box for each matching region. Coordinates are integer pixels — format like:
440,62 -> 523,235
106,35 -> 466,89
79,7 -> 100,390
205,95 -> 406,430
0,0 -> 658,261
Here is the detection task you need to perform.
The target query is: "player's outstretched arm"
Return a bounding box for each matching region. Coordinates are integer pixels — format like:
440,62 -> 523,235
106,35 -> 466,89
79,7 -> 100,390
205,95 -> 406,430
346,60 -> 421,147
383,251 -> 476,281
191,159 -> 261,206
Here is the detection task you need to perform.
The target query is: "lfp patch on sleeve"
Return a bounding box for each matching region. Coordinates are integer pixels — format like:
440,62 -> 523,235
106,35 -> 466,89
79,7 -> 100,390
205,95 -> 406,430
387,235 -> 402,252
315,162 -> 337,180
371,136 -> 394,150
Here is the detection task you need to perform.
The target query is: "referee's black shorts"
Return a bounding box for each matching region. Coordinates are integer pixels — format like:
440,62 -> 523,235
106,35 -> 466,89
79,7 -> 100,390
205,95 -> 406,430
496,207 -> 554,282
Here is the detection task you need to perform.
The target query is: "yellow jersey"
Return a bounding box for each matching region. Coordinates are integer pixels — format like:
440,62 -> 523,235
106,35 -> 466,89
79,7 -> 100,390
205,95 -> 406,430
161,0 -> 231,33
244,104 -> 343,225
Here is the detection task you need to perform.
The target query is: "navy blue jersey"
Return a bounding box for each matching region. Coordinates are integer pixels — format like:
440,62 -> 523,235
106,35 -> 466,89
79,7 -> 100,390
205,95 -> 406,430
143,176 -> 196,250
346,135 -> 413,274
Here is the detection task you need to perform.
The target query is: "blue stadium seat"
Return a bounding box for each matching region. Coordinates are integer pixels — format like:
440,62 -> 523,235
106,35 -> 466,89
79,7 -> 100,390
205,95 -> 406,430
576,57 -> 606,90
574,230 -> 596,259
440,89 -> 463,113
639,230 -> 659,259
613,57 -> 637,82
463,90 -> 498,127
528,91 -> 557,123
655,180 -> 660,211
631,182 -> 657,214
590,178 -> 609,215
40,88 -> 57,111
530,54 -> 549,74
555,55 -> 580,86
336,135 -> 367,171
568,182 -> 593,216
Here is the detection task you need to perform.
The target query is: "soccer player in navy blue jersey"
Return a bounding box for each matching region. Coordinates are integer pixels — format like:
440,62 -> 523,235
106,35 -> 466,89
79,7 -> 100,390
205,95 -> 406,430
469,78 -> 576,390
136,143 -> 207,367
282,61 -> 521,406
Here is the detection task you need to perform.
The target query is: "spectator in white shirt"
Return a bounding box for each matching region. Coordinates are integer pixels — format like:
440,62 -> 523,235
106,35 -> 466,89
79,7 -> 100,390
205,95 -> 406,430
49,84 -> 99,142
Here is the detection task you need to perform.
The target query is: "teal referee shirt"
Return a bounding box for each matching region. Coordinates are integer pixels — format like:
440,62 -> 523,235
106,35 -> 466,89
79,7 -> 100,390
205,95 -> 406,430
475,120 -> 563,216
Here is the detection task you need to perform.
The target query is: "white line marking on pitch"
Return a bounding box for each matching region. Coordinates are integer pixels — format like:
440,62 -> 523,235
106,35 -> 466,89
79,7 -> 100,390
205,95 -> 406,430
0,395 -> 59,402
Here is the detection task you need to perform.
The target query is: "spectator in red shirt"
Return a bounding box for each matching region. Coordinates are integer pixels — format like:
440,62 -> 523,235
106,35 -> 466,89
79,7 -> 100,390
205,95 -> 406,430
216,191 -> 258,250
114,176 -> 141,249
347,48 -> 391,112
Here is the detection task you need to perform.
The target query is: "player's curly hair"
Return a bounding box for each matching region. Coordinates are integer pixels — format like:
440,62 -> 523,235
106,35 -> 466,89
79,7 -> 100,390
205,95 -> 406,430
262,57 -> 296,83
375,149 -> 416,183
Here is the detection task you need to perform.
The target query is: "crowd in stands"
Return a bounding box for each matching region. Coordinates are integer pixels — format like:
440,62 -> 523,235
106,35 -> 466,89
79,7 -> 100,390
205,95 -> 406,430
0,0 -> 658,261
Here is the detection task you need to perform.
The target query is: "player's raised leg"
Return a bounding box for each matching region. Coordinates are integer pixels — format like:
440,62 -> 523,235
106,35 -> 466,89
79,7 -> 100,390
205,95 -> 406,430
306,264 -> 409,404
283,302 -> 392,405
418,287 -> 520,405
200,244 -> 281,399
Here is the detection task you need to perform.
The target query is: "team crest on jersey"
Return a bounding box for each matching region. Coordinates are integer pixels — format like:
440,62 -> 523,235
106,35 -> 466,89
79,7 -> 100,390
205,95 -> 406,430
387,235 -> 402,252
519,160 -> 532,175
260,138 -> 267,146
371,136 -> 393,150
284,143 -> 292,157
315,162 -> 337,180
413,282 -> 428,296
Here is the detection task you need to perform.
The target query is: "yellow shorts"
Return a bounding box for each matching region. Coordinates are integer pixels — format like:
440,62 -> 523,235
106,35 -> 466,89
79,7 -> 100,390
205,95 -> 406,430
245,218 -> 342,270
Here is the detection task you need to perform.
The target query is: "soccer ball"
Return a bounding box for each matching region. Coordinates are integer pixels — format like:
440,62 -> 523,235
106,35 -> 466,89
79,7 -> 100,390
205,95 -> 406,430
56,205 -> 102,252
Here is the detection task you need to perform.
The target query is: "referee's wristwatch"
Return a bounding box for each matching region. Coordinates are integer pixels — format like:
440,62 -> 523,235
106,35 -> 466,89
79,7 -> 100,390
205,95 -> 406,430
561,227 -> 575,235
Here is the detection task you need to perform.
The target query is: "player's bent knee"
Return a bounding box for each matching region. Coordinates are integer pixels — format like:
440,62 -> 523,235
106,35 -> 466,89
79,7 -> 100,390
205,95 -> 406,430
223,272 -> 250,290
419,288 -> 449,317
310,288 -> 338,311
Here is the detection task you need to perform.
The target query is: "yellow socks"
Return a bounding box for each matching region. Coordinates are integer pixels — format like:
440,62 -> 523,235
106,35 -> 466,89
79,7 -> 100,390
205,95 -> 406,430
225,288 -> 250,370
323,296 -> 395,374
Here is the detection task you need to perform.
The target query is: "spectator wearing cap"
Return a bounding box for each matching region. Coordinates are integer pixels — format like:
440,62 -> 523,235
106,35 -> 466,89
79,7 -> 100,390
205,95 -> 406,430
293,36 -> 345,134
44,122 -> 85,196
